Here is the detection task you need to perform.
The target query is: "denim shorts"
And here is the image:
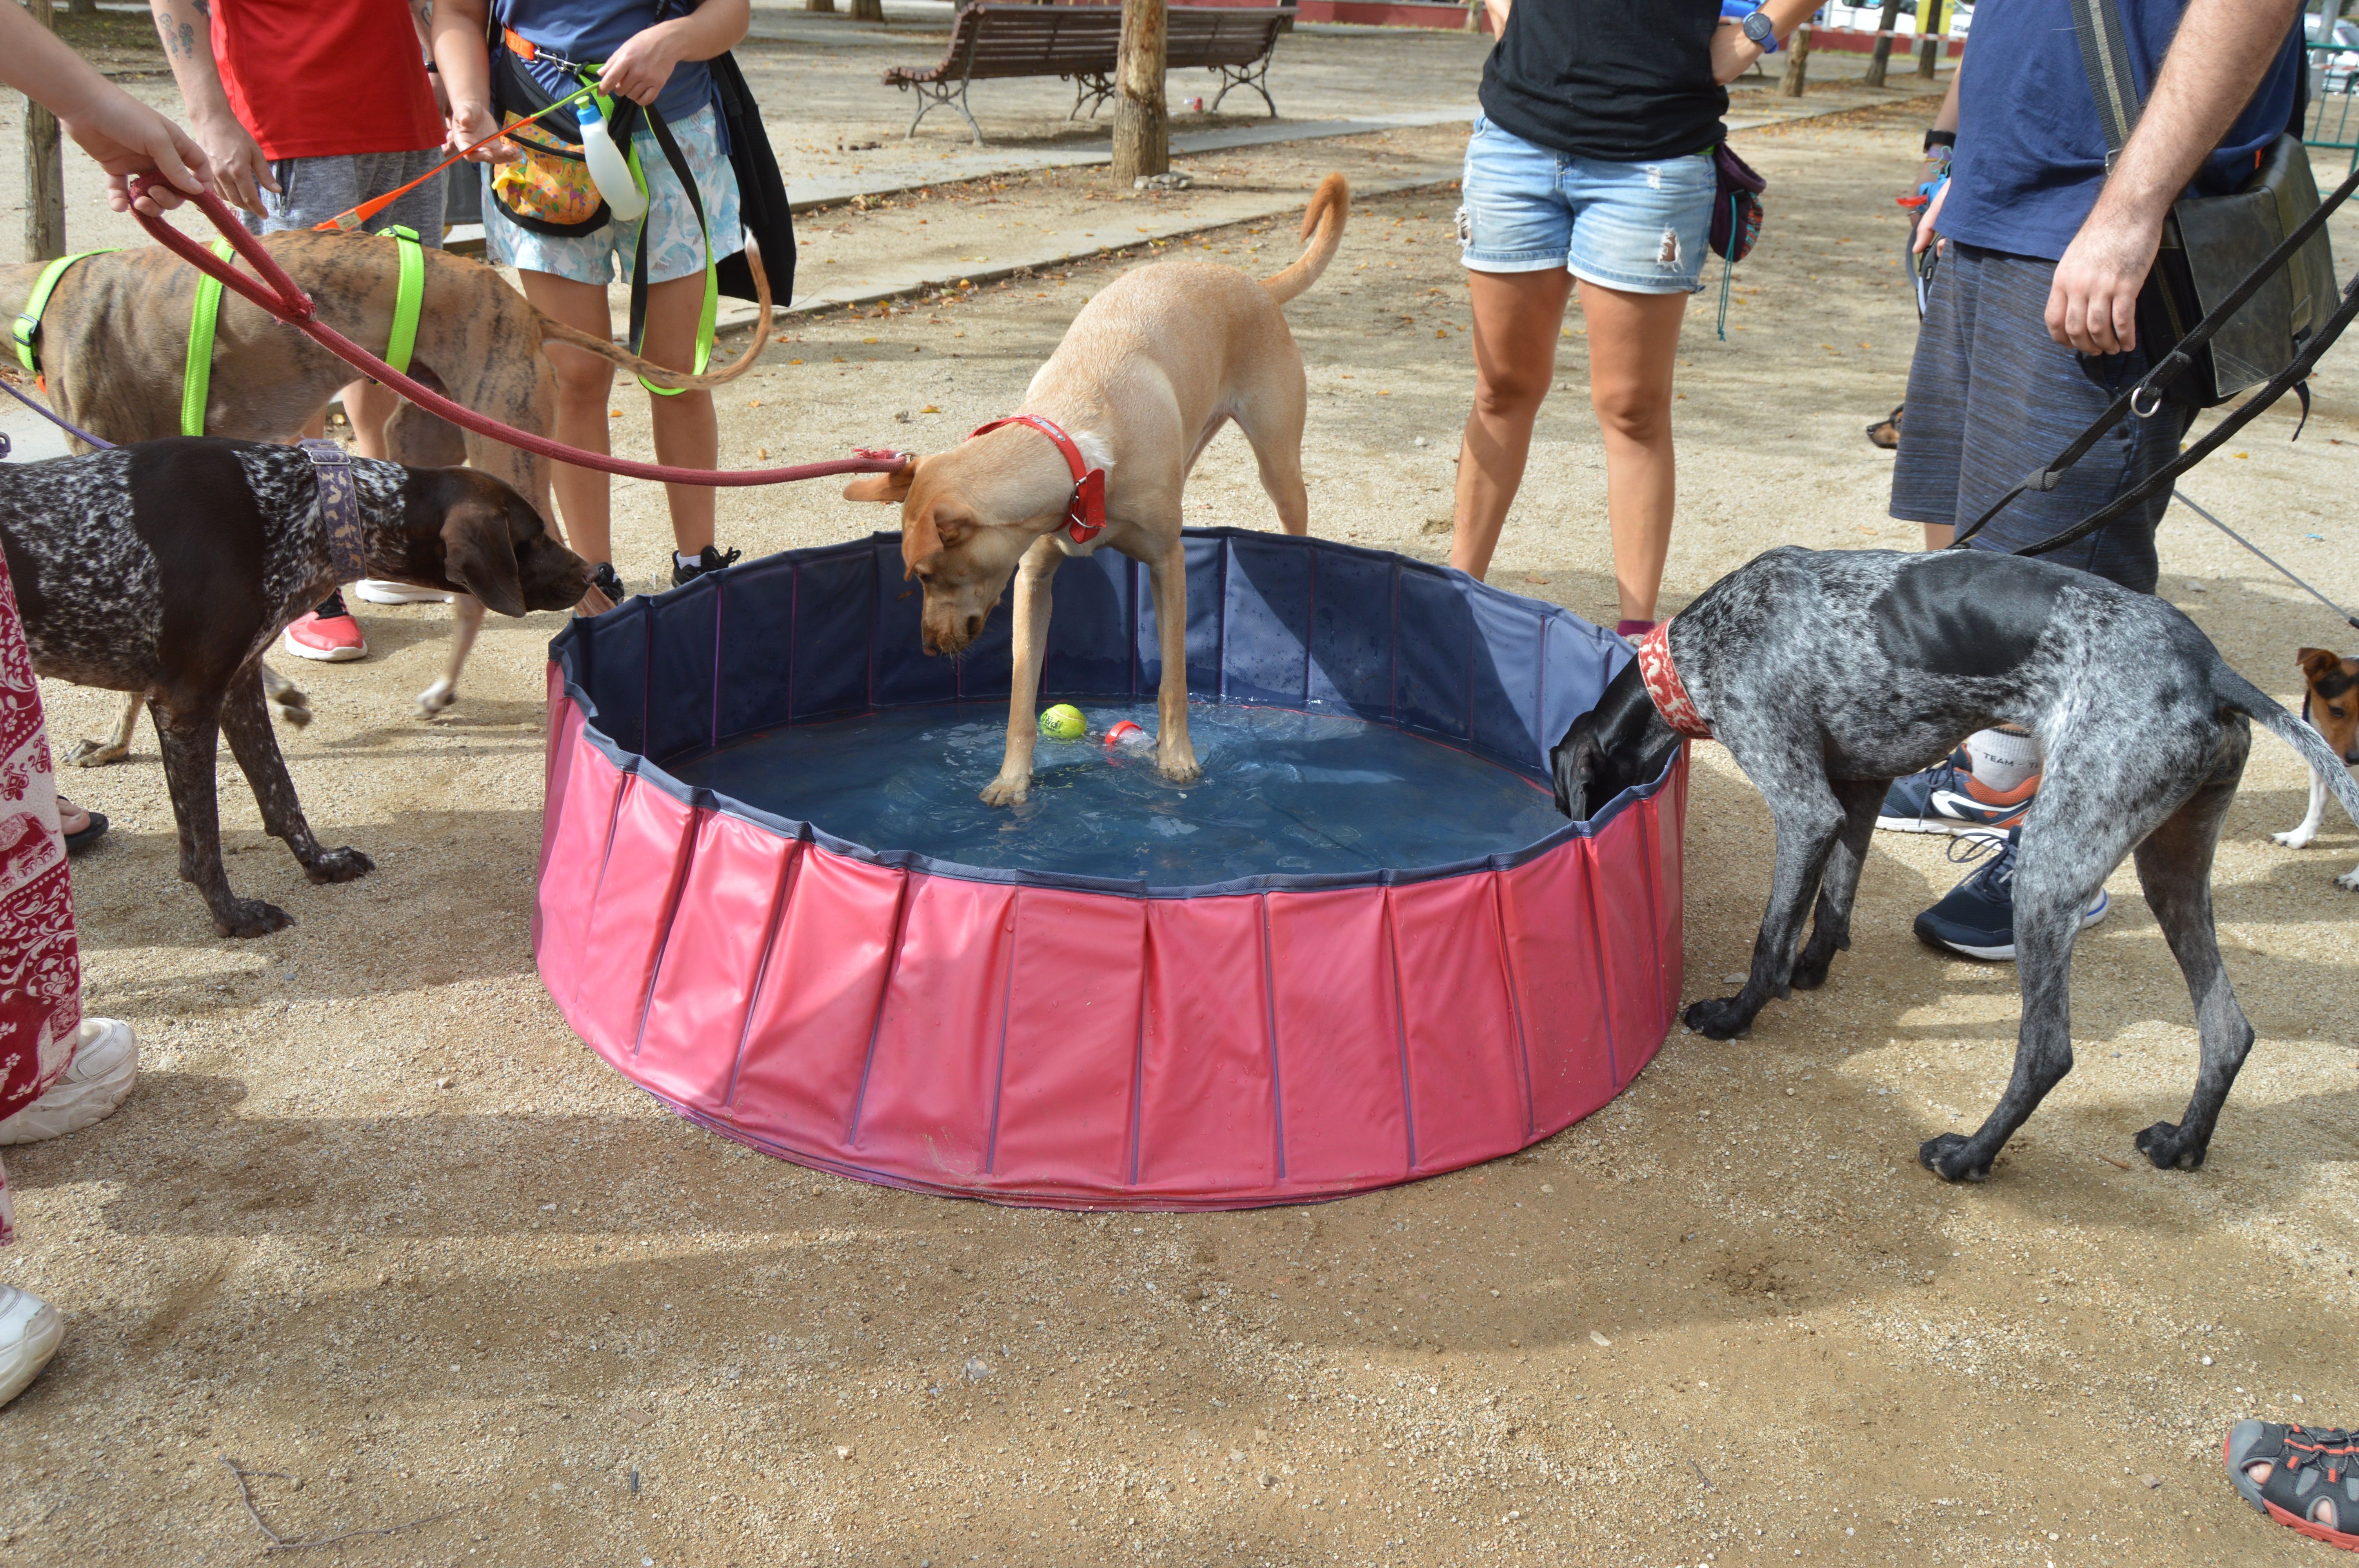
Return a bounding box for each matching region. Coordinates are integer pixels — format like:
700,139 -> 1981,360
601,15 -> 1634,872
484,104 -> 741,287
1458,114 -> 1716,295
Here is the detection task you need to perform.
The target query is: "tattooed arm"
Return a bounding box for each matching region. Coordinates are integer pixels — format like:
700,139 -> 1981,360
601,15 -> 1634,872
0,1 -> 212,214
146,0 -> 276,213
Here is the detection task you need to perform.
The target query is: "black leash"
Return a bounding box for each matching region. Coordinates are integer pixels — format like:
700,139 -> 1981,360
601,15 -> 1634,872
1948,158 -> 2359,554
2170,489 -> 2359,632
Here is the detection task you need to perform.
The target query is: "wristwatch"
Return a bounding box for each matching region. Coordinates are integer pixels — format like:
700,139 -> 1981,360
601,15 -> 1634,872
1742,7 -> 1777,46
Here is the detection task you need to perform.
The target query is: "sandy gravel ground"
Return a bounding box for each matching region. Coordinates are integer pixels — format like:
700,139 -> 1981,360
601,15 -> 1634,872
2,83 -> 2358,1568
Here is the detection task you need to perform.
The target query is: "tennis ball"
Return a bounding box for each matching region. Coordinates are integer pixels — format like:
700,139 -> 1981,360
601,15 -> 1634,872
1038,703 -> 1087,740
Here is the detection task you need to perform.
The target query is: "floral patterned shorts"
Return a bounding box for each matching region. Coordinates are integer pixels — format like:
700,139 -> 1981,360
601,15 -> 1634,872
483,103 -> 742,288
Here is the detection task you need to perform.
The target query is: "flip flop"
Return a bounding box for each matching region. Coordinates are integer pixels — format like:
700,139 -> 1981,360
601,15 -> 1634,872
2226,1420 -> 2359,1551
63,808 -> 107,856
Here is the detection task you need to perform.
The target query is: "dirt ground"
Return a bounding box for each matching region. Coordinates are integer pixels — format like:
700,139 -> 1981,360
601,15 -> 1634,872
4,93 -> 2359,1568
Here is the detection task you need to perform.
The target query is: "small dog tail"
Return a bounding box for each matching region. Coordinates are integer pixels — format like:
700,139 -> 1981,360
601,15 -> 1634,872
2217,666 -> 2359,833
1260,173 -> 1350,306
533,241 -> 773,389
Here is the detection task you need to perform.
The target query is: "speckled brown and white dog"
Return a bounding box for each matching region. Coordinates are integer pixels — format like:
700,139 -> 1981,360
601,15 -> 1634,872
0,229 -> 765,746
0,437 -> 588,938
1554,546 -> 2359,1184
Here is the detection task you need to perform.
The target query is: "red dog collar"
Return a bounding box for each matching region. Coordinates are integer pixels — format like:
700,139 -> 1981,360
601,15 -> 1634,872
1636,621 -> 1712,740
969,414 -> 1107,542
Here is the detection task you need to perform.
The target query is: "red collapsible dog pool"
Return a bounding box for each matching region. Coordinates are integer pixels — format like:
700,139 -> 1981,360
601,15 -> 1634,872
535,528 -> 1687,1210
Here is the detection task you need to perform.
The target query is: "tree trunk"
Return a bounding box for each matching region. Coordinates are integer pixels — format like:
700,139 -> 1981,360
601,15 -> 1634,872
1112,0 -> 1168,182
65,0 -> 98,14
804,0 -> 835,13
23,0 -> 66,262
1778,23 -> 1811,98
850,0 -> 885,19
1862,0 -> 1903,88
1916,0 -> 1944,77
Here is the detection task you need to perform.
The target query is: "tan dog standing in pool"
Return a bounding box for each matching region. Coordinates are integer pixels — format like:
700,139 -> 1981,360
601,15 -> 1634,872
843,174 -> 1349,805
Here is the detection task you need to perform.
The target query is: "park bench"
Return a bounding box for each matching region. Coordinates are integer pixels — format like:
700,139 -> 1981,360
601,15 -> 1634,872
882,4 -> 1295,145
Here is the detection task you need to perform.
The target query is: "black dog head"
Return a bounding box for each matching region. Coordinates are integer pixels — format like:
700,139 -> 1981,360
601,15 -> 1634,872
1551,657 -> 1680,822
405,468 -> 590,616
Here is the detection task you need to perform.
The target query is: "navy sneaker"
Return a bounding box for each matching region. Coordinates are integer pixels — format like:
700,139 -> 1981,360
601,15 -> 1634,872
1877,747 -> 2039,835
1913,829 -> 2108,962
671,544 -> 743,587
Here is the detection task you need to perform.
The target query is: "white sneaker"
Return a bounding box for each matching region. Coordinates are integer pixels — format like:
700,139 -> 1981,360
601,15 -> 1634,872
0,1284 -> 64,1409
0,1018 -> 138,1145
351,579 -> 453,605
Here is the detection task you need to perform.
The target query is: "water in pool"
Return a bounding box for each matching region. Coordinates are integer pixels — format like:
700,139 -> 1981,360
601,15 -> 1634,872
667,701 -> 1568,884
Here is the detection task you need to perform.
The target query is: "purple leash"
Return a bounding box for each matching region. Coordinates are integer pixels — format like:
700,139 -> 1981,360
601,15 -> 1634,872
0,374 -> 114,453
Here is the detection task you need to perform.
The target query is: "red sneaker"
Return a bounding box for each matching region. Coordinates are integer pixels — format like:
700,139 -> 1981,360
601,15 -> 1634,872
283,590 -> 367,662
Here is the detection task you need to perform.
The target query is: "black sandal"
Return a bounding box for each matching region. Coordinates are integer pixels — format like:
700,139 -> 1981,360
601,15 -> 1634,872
61,804 -> 107,856
1866,404 -> 1904,450
2226,1420 -> 2359,1550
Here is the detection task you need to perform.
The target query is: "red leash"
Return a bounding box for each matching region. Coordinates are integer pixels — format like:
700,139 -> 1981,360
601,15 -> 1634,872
127,180 -> 911,490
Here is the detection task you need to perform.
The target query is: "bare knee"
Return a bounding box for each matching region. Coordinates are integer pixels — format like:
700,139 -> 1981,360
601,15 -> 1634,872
1590,380 -> 1672,446
547,346 -> 616,412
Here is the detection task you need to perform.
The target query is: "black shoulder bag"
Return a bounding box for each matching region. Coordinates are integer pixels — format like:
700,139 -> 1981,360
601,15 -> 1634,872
2073,0 -> 2337,407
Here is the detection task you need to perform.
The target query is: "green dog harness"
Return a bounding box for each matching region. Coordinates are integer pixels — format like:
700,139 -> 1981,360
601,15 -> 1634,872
13,249 -> 120,380
180,224 -> 426,437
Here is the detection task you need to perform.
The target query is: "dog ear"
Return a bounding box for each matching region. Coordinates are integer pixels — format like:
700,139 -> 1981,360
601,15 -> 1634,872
843,460 -> 916,504
2298,647 -> 2343,682
442,497 -> 527,617
901,506 -> 945,580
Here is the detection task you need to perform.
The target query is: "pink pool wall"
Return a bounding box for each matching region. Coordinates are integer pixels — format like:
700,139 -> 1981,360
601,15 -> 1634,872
534,672 -> 1688,1210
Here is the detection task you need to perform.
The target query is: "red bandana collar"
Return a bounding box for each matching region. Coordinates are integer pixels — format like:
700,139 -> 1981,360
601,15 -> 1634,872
969,414 -> 1107,542
1636,620 -> 1711,740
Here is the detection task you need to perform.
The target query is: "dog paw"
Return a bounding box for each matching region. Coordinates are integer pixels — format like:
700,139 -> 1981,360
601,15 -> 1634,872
2134,1120 -> 2207,1171
2337,866 -> 2359,893
1158,753 -> 1203,786
270,691 -> 313,730
414,679 -> 456,719
1918,1133 -> 1992,1183
302,847 -> 375,885
979,775 -> 1031,808
64,738 -> 129,768
211,898 -> 293,939
2272,827 -> 2317,849
1681,995 -> 1752,1040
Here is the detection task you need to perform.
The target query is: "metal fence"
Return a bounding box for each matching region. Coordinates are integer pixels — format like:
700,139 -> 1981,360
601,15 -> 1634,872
2312,41 -> 2359,175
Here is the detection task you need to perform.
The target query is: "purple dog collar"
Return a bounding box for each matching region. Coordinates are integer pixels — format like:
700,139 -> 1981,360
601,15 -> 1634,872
299,439 -> 371,586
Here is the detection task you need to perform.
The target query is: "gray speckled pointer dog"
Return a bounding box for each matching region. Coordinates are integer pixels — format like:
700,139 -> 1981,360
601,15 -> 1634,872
0,437 -> 587,938
1552,546 -> 2359,1184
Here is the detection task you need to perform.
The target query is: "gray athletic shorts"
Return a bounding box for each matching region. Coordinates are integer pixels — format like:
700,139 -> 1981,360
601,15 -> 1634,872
1890,242 -> 2192,596
238,146 -> 447,247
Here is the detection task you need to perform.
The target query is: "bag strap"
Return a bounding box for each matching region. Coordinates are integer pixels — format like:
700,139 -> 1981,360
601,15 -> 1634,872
13,249 -> 118,380
2070,0 -> 2144,167
182,237 -> 237,438
625,101 -> 720,397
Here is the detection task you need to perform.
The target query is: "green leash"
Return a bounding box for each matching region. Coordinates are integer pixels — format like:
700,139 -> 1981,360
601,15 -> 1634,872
180,225 -> 424,437
13,249 -> 119,379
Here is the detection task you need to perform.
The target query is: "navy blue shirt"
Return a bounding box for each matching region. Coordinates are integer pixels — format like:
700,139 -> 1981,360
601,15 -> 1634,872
1940,0 -> 2304,261
1934,0 -> 2302,259
498,0 -> 715,127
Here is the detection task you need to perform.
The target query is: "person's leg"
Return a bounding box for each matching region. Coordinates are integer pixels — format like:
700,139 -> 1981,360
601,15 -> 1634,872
1890,242 -> 1983,552
515,270 -> 621,571
1452,268 -> 1573,581
1575,278 -> 1688,626
344,379 -> 401,461
633,272 -> 720,561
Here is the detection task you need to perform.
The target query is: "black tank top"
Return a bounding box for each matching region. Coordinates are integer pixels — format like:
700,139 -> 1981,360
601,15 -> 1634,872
1478,0 -> 1727,162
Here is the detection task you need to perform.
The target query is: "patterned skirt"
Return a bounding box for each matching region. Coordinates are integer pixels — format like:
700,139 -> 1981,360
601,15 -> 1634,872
0,550 -> 81,1248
